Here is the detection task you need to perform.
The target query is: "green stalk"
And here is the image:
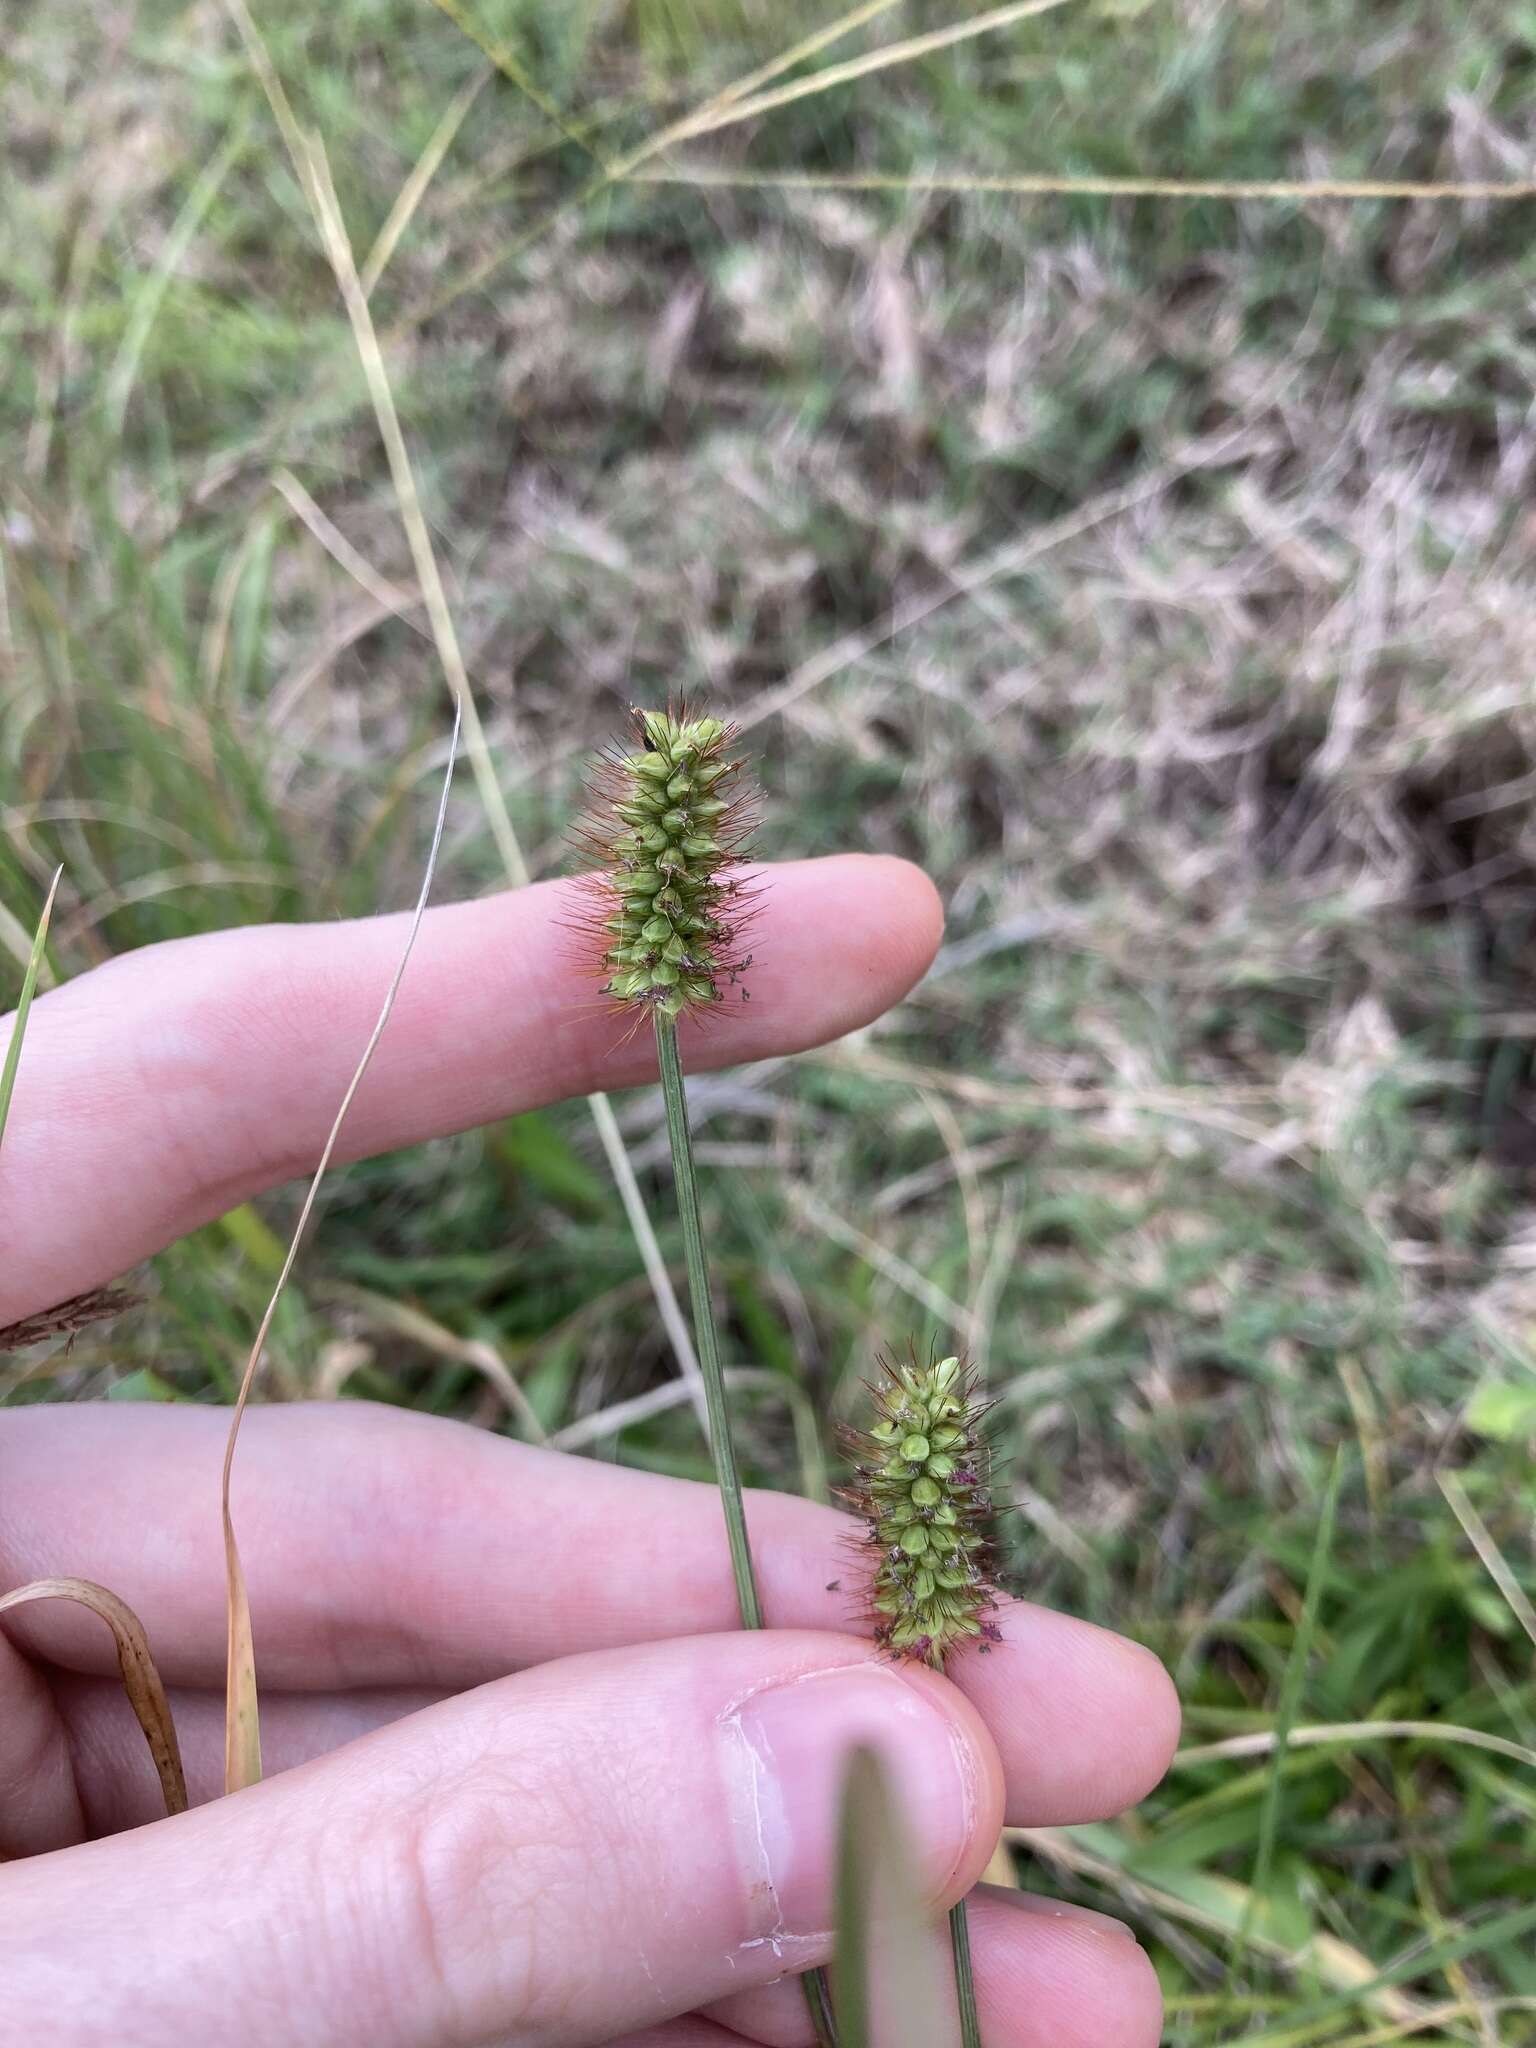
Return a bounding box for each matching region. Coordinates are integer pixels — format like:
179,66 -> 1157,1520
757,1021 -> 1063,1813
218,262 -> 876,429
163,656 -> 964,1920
654,1010 -> 761,1627
803,1965 -> 840,2046
653,1012 -> 837,2046
948,1898 -> 982,2048
933,1630 -> 981,2048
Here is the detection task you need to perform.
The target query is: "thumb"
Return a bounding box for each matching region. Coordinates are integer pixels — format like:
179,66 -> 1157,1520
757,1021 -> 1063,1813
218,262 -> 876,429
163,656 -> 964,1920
2,1631 -> 1003,2048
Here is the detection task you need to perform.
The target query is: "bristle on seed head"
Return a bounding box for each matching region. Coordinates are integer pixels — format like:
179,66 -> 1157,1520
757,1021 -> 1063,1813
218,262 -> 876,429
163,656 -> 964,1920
574,706 -> 757,1023
843,1352 -> 999,1670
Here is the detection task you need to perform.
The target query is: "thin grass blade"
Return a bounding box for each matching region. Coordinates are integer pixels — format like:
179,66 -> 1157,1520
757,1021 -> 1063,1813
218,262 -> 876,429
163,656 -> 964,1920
1012,1820 -> 1421,2020
0,1577 -> 188,1816
1238,1902 -> 1536,2047
359,65 -> 490,297
629,164 -> 1536,203
948,1899 -> 980,2048
1438,1468 -> 1536,1652
699,0 -> 904,114
219,697 -> 463,1792
652,1010 -> 760,1625
222,7 -> 709,1431
657,0 -> 1080,150
0,866 -> 61,1155
221,1516 -> 261,1793
1242,1449 -> 1345,1955
1173,1719 -> 1536,1775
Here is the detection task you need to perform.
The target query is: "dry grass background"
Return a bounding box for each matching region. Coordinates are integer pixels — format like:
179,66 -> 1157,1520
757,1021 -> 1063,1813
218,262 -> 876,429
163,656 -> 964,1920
5,0 -> 1536,2037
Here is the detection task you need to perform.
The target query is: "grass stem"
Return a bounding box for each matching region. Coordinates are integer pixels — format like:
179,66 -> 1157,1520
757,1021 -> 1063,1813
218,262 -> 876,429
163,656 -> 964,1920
653,1010 -> 761,1629
654,1012 -> 838,2045
948,1898 -> 982,2048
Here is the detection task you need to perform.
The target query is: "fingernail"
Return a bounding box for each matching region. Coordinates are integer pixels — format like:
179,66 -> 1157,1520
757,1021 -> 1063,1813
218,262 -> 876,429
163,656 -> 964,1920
982,1882 -> 1136,1940
722,1662 -> 980,1940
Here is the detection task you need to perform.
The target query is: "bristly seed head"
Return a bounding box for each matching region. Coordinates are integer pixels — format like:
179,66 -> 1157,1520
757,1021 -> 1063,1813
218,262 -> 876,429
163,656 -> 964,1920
843,1353 -> 999,1670
575,706 -> 757,1022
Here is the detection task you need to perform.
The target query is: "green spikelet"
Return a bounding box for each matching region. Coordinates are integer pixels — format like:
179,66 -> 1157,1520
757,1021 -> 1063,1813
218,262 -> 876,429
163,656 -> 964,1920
578,707 -> 755,1021
848,1354 -> 999,1669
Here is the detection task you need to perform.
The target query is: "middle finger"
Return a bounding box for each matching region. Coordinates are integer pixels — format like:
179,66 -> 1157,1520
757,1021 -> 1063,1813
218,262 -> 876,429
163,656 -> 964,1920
6,1401 -> 1180,1828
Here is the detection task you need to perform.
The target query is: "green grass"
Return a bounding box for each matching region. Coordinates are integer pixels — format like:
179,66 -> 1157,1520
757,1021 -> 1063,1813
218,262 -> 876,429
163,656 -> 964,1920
0,865 -> 59,1151
6,0 -> 1536,2036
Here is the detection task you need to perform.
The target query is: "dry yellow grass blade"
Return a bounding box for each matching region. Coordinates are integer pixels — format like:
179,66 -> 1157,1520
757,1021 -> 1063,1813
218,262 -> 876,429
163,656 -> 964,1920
413,0 -> 1085,317
1173,1719 -> 1536,1774
222,7 -> 713,1432
221,0 -> 306,167
221,1503 -> 261,1794
647,0 -> 1081,153
0,1577 -> 188,1817
300,141 -> 529,890
422,0 -> 609,168
548,1363 -> 829,1501
423,0 -> 901,168
213,31 -> 715,1589
359,63 -> 491,298
323,1283 -> 548,1442
269,468 -> 418,621
1325,1998 -> 1536,2048
629,165 -> 1536,203
696,0 -> 905,116
265,467 -> 427,723
791,1186 -> 977,1340
216,685 -> 465,1792
1011,1825 -> 1424,2024
296,133 -> 713,1430
1337,1356 -> 1388,1526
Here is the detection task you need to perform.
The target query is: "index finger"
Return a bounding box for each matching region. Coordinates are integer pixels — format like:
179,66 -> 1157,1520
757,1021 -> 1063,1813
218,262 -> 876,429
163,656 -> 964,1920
0,854 -> 941,1324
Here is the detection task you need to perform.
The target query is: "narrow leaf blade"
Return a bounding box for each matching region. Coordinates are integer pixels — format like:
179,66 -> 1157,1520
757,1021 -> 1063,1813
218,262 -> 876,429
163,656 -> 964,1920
0,866 -> 62,1155
0,1576 -> 188,1816
1242,1450 -> 1345,1956
222,1519 -> 262,1793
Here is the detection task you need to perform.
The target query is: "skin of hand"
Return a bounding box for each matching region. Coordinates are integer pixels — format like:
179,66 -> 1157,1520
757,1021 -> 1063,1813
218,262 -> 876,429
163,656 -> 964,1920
0,854 -> 1179,2048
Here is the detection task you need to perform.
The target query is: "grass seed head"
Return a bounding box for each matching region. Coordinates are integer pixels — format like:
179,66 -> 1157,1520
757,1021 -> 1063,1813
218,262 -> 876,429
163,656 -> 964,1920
575,706 -> 757,1023
845,1352 -> 1000,1670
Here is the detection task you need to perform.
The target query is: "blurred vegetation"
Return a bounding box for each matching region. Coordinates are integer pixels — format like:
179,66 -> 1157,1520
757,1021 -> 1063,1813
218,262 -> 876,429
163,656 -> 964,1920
5,0 -> 1536,2036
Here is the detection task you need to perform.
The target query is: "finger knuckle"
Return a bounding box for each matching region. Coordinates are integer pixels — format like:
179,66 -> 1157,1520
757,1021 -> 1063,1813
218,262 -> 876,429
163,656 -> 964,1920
383,1749 -> 592,2043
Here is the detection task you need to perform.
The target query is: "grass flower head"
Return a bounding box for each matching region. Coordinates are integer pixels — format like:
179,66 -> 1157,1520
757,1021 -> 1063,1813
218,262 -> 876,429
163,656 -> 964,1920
577,706 -> 757,1022
847,1352 -> 1000,1670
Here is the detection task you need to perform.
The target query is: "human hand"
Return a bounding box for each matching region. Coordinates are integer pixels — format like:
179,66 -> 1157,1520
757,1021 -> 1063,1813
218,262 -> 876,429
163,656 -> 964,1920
0,856 -> 1179,2046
